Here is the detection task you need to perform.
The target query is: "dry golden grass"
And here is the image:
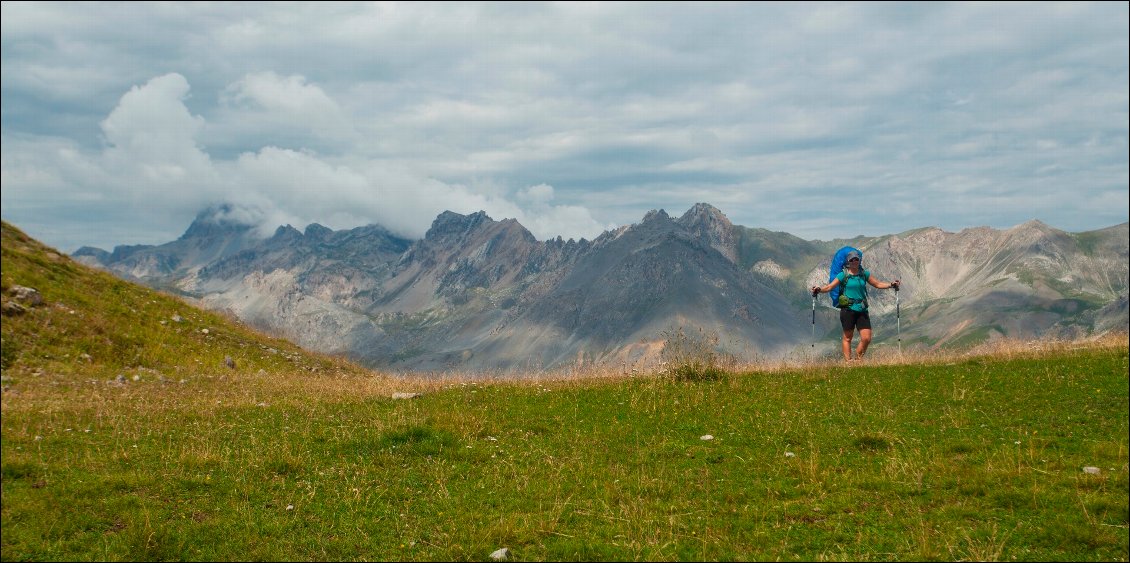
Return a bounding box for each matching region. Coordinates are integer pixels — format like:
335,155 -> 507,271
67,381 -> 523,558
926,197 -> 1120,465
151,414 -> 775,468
730,330 -> 1130,373
7,321 -> 1123,424
362,330 -> 1126,386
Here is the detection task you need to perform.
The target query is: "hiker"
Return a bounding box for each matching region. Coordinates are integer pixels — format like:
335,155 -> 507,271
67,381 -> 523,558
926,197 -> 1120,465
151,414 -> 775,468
811,250 -> 899,361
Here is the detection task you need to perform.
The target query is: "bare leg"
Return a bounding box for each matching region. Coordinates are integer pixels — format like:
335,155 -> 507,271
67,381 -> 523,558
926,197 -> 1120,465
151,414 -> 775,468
857,328 -> 873,359
842,330 -> 854,361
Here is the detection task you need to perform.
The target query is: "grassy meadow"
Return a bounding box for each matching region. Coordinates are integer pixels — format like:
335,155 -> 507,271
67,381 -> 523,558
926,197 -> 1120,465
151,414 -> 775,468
2,221 -> 1128,561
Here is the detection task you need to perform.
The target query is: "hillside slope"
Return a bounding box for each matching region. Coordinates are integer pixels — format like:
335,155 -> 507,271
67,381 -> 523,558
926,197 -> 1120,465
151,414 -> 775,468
2,220 -> 371,383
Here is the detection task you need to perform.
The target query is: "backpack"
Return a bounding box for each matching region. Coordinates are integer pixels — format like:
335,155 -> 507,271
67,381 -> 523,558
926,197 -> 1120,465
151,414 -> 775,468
828,246 -> 865,308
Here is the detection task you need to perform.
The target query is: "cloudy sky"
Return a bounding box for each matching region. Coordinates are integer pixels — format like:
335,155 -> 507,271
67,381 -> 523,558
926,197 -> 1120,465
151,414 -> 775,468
2,2 -> 1127,252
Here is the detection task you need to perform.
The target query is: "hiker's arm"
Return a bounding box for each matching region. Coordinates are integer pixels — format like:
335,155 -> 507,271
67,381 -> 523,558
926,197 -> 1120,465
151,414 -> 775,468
868,274 -> 900,290
812,277 -> 841,294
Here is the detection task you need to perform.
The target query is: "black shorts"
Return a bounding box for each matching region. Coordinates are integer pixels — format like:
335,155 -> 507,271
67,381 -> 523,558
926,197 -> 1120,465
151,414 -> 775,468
840,308 -> 872,332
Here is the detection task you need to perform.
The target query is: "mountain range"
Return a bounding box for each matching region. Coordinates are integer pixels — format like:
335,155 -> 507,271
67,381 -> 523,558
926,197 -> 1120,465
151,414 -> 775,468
73,203 -> 1129,371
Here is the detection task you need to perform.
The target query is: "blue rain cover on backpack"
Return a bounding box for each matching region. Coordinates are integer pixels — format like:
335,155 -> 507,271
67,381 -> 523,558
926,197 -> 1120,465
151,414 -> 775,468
828,246 -> 863,307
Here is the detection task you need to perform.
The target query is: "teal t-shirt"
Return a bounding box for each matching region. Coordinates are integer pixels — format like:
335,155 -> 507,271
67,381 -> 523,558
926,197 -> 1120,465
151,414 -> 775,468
836,269 -> 870,312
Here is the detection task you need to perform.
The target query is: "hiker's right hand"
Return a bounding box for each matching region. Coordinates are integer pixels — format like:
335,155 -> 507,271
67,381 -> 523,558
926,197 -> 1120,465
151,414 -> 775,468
811,286 -> 820,296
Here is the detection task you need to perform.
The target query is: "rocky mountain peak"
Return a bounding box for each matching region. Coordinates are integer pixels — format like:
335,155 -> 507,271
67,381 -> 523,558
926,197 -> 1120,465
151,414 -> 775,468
676,203 -> 732,230
72,246 -> 111,262
179,204 -> 256,240
496,218 -> 538,245
304,223 -> 333,240
641,209 -> 671,224
425,210 -> 495,242
270,224 -> 303,244
1017,219 -> 1050,230
997,219 -> 1073,255
676,202 -> 737,263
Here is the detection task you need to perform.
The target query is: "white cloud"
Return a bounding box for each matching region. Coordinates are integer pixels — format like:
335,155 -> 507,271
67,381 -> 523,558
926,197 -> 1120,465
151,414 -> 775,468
101,74 -> 205,157
220,71 -> 354,143
509,183 -> 606,240
0,70 -> 611,248
517,183 -> 555,204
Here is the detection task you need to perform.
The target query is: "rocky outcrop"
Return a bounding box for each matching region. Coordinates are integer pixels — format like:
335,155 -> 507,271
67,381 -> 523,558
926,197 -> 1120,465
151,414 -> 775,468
676,203 -> 738,263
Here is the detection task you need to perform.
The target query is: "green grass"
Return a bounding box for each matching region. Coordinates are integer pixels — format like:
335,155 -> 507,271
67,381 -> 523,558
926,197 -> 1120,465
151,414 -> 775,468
3,220 -> 1128,561
3,344 -> 1125,561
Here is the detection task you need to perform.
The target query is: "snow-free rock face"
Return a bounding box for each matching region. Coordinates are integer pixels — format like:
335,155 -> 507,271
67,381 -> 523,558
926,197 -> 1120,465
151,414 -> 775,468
485,206 -> 803,370
77,202 -> 1129,371
676,202 -> 738,263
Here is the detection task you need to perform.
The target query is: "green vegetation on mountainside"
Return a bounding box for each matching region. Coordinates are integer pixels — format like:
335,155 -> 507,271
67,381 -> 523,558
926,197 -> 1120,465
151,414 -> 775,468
734,225 -> 828,275
1,220 -> 365,381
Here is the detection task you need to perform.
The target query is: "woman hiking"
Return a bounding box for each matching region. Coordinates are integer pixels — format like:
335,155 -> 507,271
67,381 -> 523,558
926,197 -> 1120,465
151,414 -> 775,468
811,250 -> 899,361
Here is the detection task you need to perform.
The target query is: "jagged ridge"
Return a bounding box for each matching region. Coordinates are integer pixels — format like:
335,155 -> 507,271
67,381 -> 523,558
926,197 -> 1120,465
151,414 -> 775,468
71,203 -> 1129,371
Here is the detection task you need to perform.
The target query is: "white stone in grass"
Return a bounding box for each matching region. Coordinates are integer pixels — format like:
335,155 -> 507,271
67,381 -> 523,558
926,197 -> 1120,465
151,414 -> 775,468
700,435 -> 714,441
9,286 -> 43,306
785,451 -> 796,458
392,392 -> 422,400
1083,466 -> 1101,475
490,547 -> 510,561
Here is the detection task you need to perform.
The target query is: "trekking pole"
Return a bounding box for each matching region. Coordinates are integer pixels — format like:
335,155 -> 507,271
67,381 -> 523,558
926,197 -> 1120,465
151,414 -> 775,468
811,288 -> 818,349
895,283 -> 901,354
